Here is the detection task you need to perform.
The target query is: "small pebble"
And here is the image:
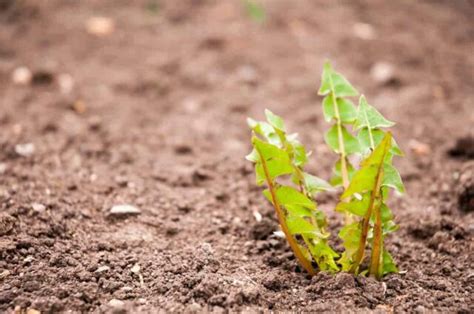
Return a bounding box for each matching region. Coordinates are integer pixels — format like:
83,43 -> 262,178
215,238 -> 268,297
96,265 -> 110,273
58,73 -> 74,94
31,203 -> 46,212
253,211 -> 262,222
352,22 -> 376,40
409,139 -> 431,156
108,298 -> 125,308
370,62 -> 395,85
109,204 -> 141,215
15,143 -> 35,157
0,163 -> 7,174
12,66 -> 32,85
86,17 -> 115,36
130,264 -> 140,274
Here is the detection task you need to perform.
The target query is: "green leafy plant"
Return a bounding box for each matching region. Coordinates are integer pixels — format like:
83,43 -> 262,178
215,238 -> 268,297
246,61 -> 404,280
246,110 -> 338,274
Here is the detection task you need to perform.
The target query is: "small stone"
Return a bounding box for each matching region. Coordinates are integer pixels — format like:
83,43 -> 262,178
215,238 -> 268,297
58,73 -> 74,94
109,204 -> 141,216
24,256 -> 34,263
0,163 -> 7,174
0,270 -> 10,279
31,203 -> 46,212
236,65 -> 258,85
130,264 -> 140,274
26,309 -> 41,314
187,302 -> 202,312
253,211 -> 262,222
370,62 -> 395,85
86,17 -> 115,36
409,139 -> 431,156
71,100 -> 87,114
15,143 -> 35,157
108,298 -> 125,308
273,231 -> 285,238
96,265 -> 111,273
12,66 -> 32,85
352,23 -> 376,40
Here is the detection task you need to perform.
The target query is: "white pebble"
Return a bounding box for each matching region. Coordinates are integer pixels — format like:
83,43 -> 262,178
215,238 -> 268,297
31,203 -> 46,212
15,143 -> 35,157
352,23 -> 376,40
109,204 -> 141,215
12,66 -> 32,85
253,211 -> 262,222
370,62 -> 395,84
86,17 -> 115,36
108,299 -> 125,308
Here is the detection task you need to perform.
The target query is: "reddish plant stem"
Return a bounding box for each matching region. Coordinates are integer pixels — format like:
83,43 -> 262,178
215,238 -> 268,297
255,147 -> 316,276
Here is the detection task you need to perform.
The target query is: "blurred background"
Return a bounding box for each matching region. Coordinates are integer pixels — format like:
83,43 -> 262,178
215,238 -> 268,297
1,0 -> 472,204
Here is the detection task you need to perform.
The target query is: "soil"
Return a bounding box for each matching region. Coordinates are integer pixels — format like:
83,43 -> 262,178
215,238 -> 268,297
1,0 -> 473,312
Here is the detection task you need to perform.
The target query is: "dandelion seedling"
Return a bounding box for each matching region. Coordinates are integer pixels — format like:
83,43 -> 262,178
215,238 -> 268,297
246,61 -> 404,280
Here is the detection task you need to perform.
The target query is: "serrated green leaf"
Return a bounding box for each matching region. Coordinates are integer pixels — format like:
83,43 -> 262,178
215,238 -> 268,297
342,133 -> 392,198
382,163 -> 405,193
358,128 -> 403,156
273,186 -> 315,210
338,222 -> 361,271
302,172 -> 333,194
319,61 -> 358,97
252,136 -> 286,161
286,204 -> 313,217
263,189 -> 314,217
330,158 -> 356,186
383,220 -> 399,235
380,203 -> 394,223
265,109 -> 286,132
360,132 -> 392,167
325,125 -> 360,155
255,161 -> 292,185
252,137 -> 293,184
306,238 -> 340,272
249,121 -> 281,146
341,164 -> 378,198
322,94 -> 357,123
288,139 -> 308,166
382,249 -> 398,275
286,216 -> 323,237
335,193 -> 370,216
354,96 -> 395,130
245,148 -> 259,162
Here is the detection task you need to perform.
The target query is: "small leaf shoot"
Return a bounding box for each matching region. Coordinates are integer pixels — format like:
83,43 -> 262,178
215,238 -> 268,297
247,110 -> 338,274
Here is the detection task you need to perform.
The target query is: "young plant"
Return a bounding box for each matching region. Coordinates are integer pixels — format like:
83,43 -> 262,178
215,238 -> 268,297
336,93 -> 404,278
318,62 -> 359,190
246,110 -> 339,274
246,61 -> 404,280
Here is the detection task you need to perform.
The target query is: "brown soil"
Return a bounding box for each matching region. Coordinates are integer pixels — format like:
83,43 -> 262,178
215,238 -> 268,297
1,0 -> 473,312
